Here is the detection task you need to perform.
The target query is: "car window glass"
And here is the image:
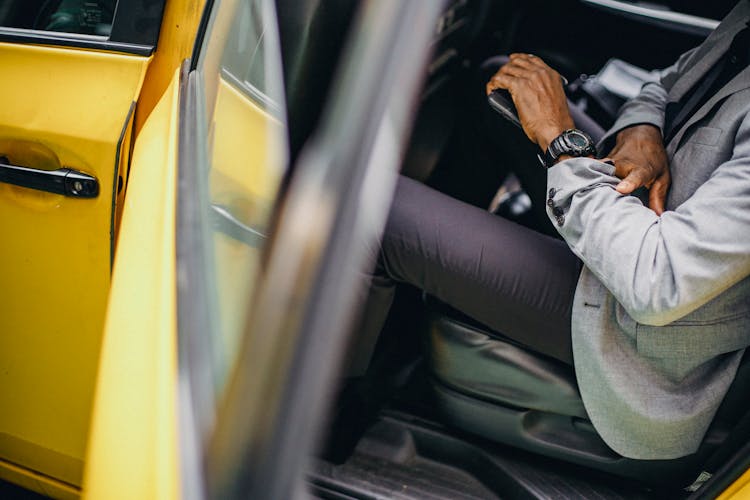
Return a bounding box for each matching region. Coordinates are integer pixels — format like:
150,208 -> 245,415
221,0 -> 271,101
0,0 -> 116,36
195,0 -> 289,391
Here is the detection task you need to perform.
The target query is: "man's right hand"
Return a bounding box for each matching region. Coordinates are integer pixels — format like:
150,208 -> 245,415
607,124 -> 671,215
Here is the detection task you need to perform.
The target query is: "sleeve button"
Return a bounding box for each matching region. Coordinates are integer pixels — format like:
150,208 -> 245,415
556,215 -> 565,226
548,188 -> 557,198
552,206 -> 565,217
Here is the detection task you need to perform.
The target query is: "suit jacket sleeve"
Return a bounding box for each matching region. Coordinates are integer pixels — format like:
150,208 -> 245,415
547,111 -> 750,326
598,47 -> 700,152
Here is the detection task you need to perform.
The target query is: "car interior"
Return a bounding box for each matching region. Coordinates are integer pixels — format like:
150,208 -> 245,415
276,0 -> 750,498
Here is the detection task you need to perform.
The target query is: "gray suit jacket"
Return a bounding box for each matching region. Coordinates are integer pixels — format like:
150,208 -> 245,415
547,0 -> 750,459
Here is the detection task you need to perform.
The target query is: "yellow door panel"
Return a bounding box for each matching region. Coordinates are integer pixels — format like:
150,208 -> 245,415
134,0 -> 207,135
211,78 -> 285,203
83,69 -> 181,500
210,77 -> 286,366
0,43 -> 150,488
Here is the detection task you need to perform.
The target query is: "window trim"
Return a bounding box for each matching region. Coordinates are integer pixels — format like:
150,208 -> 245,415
220,67 -> 281,116
175,61 -> 216,500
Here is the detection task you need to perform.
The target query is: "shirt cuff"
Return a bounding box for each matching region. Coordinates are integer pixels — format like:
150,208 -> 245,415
545,157 -> 618,229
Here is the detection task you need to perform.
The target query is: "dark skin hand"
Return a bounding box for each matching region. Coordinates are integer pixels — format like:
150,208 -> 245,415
608,124 -> 671,215
486,53 -> 671,214
486,53 -> 574,151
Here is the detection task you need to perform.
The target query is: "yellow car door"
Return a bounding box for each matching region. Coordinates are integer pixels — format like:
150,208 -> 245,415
0,2 -> 167,496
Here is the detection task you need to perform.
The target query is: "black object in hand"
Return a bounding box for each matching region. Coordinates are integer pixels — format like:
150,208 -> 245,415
488,89 -> 522,129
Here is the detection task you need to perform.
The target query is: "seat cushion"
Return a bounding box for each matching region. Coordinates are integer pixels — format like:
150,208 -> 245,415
426,306 -> 587,419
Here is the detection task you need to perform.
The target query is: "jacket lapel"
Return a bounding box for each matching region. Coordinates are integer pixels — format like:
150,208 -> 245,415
667,65 -> 750,155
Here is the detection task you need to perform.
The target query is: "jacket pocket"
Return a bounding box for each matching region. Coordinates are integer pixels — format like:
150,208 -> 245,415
685,126 -> 723,147
636,311 -> 750,359
636,278 -> 750,358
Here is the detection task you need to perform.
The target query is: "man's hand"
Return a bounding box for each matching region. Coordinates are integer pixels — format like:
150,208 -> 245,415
607,124 -> 671,215
486,53 -> 574,150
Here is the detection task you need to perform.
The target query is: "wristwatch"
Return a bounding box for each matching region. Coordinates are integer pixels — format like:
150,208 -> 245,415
539,129 -> 596,168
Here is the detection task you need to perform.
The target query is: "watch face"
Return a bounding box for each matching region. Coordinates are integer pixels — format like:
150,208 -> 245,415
568,131 -> 589,148
563,129 -> 594,155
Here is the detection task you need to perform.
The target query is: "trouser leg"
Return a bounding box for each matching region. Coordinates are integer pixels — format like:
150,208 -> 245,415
352,175 -> 581,370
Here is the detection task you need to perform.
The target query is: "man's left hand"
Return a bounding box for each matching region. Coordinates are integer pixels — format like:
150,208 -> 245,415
606,124 -> 671,215
486,53 -> 574,151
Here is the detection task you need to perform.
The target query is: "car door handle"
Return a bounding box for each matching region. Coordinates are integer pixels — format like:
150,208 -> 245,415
0,156 -> 99,198
581,0 -> 720,37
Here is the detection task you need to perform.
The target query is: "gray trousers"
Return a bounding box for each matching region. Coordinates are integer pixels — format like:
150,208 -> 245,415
350,175 -> 582,374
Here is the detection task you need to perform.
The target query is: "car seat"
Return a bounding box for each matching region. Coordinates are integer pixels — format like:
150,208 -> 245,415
424,298 -> 750,487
